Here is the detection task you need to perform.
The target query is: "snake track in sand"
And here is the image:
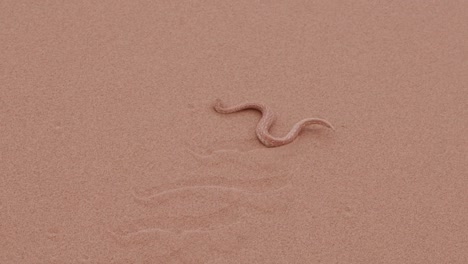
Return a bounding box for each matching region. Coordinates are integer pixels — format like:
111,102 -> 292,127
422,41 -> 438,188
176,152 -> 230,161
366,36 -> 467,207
213,99 -> 334,148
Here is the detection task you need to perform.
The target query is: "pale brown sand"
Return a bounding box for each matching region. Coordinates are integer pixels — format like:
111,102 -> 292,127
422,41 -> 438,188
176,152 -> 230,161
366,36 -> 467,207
1,1 -> 467,263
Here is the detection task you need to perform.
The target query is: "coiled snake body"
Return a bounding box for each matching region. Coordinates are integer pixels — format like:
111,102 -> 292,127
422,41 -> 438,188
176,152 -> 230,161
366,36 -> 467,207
214,99 -> 334,147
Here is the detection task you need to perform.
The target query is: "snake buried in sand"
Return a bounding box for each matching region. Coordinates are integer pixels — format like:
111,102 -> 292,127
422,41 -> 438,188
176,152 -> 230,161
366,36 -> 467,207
214,99 -> 334,147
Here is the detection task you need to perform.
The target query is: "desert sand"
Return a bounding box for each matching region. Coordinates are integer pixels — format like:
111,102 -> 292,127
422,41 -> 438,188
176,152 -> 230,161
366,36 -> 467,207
1,1 -> 467,263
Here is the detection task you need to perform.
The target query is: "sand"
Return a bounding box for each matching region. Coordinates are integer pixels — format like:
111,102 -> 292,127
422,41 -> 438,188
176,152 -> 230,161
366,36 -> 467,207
1,1 -> 467,263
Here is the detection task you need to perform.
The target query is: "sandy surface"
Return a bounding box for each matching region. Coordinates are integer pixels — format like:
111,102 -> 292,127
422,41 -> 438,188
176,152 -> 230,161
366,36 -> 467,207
1,1 -> 467,263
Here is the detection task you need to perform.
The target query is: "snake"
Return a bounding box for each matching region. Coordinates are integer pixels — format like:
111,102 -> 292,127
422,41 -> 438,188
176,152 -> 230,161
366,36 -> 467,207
213,99 -> 334,147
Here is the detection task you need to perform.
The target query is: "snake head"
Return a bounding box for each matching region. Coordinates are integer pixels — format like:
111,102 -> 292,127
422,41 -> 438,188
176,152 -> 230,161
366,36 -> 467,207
213,99 -> 225,112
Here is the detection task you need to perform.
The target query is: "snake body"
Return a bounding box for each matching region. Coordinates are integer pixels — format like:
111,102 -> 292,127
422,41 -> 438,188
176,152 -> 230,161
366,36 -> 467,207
213,99 -> 334,147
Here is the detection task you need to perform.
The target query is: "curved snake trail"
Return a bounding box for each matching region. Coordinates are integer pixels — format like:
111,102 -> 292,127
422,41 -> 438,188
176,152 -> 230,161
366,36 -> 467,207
213,99 -> 335,148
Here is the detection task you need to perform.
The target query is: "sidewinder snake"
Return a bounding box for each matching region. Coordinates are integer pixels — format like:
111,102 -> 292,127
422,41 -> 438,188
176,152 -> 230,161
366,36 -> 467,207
213,99 -> 334,147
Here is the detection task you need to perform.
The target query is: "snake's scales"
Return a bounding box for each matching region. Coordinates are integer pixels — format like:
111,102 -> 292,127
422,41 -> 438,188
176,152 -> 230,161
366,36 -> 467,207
214,99 -> 334,147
